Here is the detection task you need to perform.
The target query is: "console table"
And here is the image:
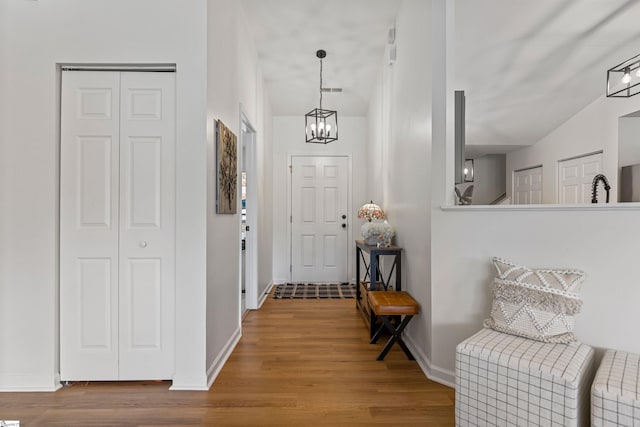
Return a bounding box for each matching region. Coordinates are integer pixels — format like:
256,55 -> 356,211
355,240 -> 402,338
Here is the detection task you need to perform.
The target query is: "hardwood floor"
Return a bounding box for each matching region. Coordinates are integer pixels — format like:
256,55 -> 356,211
0,295 -> 455,426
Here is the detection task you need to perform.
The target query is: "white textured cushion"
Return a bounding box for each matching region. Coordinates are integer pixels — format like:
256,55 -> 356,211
592,349 -> 640,427
456,328 -> 595,427
484,257 -> 585,343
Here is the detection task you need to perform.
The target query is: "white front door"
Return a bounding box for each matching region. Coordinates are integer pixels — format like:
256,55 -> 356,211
291,156 -> 349,283
513,166 -> 542,204
558,152 -> 603,204
60,70 -> 175,381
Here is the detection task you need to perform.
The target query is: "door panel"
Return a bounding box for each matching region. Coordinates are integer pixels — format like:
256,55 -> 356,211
78,137 -> 113,227
323,236 -> 337,267
558,152 -> 603,204
127,137 -> 162,227
61,71 -> 120,380
513,167 -> 542,205
77,258 -> 113,349
291,156 -> 348,283
118,72 -> 175,380
126,258 -> 162,348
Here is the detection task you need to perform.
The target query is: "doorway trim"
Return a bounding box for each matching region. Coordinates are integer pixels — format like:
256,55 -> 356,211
287,154 -> 353,283
239,107 -> 258,312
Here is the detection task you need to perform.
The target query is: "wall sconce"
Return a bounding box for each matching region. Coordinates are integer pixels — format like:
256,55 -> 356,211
463,159 -> 474,182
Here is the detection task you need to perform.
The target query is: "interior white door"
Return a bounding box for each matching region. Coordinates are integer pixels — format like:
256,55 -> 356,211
60,70 -> 175,381
117,72 -> 175,379
513,167 -> 542,204
240,116 -> 258,310
558,152 -> 603,204
60,71 -> 120,380
291,156 -> 349,283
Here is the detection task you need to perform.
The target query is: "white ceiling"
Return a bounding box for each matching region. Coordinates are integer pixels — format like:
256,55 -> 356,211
241,0 -> 640,153
457,0 -> 640,155
241,0 -> 401,116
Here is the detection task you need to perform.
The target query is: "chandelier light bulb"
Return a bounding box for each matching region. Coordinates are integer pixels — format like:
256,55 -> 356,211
636,67 -> 640,78
622,68 -> 632,84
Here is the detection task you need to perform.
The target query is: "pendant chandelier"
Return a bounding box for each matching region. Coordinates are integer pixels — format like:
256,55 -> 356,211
606,53 -> 640,98
305,49 -> 338,144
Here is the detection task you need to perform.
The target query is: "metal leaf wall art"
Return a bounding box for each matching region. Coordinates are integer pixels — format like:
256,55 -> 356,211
216,119 -> 237,214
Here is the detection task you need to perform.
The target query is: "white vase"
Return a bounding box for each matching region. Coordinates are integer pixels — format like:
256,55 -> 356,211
361,221 -> 394,246
364,235 -> 378,246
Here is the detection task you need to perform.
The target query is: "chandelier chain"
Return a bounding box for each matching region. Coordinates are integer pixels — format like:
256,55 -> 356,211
319,58 -> 323,110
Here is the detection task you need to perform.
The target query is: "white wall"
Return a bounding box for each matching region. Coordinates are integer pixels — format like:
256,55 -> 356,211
0,0 -> 208,391
470,155 -> 506,205
272,116 -> 367,284
431,206 -> 640,381
258,95 -> 274,298
367,0 -> 434,373
429,0 -> 640,387
205,0 -> 273,385
619,116 -> 640,167
506,95 -> 640,204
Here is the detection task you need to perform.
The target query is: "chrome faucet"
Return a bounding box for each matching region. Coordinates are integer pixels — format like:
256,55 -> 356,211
591,174 -> 611,203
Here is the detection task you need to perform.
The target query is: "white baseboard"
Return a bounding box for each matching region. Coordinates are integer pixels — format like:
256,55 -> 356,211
205,326 -> 242,389
0,373 -> 62,392
170,374 -> 209,391
257,281 -> 274,308
404,334 -> 456,389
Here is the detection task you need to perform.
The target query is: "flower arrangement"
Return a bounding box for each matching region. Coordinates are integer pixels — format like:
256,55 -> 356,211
357,201 -> 385,222
361,220 -> 395,247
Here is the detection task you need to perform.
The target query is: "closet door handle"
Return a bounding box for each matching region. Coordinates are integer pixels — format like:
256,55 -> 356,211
139,241 -> 148,248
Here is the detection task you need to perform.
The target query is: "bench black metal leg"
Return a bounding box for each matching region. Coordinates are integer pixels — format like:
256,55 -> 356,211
376,315 -> 414,361
370,321 -> 385,344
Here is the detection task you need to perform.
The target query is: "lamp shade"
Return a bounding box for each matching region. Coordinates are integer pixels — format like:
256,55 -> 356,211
357,201 -> 385,222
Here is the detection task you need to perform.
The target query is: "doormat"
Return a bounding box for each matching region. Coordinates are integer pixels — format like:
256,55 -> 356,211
273,283 -> 356,299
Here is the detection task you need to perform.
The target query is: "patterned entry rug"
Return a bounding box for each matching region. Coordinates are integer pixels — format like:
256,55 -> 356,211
273,283 -> 356,299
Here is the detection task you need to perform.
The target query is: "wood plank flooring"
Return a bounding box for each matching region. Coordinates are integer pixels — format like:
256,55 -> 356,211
0,295 -> 455,426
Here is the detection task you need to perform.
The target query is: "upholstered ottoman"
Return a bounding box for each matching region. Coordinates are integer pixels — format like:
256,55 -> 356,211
592,349 -> 640,426
456,328 -> 595,426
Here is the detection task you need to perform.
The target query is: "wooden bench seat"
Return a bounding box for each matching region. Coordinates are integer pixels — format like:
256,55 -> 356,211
367,291 -> 419,361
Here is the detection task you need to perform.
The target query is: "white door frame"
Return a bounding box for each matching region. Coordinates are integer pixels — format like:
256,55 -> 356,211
240,108 -> 258,310
287,154 -> 353,283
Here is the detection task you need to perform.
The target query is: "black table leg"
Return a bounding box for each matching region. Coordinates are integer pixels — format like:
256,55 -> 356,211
375,315 -> 414,361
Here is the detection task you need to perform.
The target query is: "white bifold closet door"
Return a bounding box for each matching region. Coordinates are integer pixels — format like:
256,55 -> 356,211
60,70 -> 175,381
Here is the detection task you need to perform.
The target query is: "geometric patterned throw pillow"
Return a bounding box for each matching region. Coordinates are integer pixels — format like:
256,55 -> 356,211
483,257 -> 586,343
